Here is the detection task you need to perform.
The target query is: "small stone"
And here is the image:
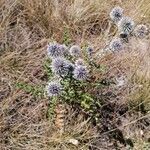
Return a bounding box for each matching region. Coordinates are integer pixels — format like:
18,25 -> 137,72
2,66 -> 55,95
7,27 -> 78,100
69,138 -> 79,146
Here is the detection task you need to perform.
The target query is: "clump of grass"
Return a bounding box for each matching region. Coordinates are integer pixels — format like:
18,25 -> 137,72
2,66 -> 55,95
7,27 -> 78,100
1,0 -> 150,150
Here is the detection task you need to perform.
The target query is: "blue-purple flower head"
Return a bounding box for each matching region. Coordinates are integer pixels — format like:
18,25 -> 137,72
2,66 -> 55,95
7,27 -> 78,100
60,44 -> 69,55
109,38 -> 123,52
110,6 -> 124,23
75,58 -> 85,66
87,47 -> 93,57
134,24 -> 149,38
73,65 -> 89,81
51,57 -> 74,77
118,17 -> 135,34
46,81 -> 62,97
69,45 -> 81,57
47,43 -> 65,58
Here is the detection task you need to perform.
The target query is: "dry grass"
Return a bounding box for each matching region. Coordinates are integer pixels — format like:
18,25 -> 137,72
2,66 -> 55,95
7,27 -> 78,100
0,0 -> 150,149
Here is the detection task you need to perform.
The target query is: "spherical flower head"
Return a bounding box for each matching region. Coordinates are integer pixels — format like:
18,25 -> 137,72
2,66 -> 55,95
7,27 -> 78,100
60,44 -> 69,55
73,65 -> 89,81
47,43 -> 65,58
109,38 -> 123,52
46,81 -> 62,97
51,57 -> 73,77
110,6 -> 123,23
69,45 -> 81,57
134,24 -> 149,38
118,17 -> 135,34
87,47 -> 93,56
75,58 -> 85,66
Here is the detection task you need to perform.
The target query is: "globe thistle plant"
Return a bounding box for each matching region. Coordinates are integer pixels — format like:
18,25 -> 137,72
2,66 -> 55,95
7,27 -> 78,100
46,81 -> 62,97
73,65 -> 89,81
51,57 -> 73,77
109,38 -> 123,52
69,45 -> 81,57
118,17 -> 135,35
75,58 -> 85,66
47,43 -> 65,58
134,24 -> 149,39
110,6 -> 123,23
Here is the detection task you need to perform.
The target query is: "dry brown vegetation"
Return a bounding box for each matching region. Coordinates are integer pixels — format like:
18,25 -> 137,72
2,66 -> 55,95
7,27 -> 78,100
0,0 -> 150,150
